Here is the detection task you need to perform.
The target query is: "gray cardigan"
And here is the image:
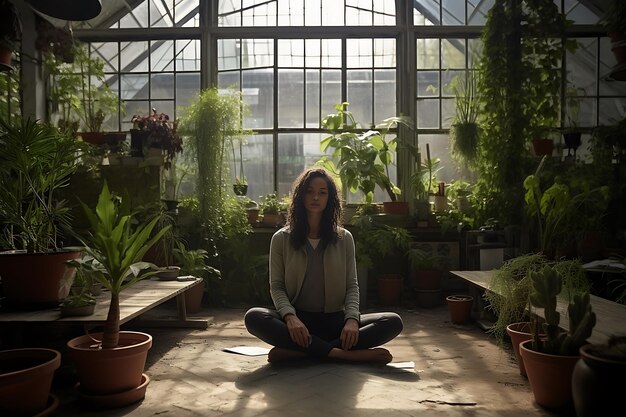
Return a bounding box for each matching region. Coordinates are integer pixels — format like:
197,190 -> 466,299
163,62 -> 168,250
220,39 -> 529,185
269,227 -> 360,323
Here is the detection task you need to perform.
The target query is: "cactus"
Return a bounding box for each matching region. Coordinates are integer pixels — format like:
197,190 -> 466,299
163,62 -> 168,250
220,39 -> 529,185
528,266 -> 596,356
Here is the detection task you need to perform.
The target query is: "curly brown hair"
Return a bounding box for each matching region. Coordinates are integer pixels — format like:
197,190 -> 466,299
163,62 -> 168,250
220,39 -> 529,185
287,167 -> 343,249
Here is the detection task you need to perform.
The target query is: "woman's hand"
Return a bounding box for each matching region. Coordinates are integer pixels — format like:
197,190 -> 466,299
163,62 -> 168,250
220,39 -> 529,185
284,314 -> 310,348
340,318 -> 359,350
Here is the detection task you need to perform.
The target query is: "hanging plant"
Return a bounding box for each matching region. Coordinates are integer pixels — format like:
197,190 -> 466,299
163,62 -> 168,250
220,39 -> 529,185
450,70 -> 480,163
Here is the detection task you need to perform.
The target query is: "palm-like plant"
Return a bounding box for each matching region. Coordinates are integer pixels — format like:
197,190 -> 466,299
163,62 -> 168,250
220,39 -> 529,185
74,182 -> 169,348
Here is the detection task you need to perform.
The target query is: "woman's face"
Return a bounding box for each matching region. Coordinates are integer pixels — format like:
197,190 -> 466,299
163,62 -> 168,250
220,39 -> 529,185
304,176 -> 329,215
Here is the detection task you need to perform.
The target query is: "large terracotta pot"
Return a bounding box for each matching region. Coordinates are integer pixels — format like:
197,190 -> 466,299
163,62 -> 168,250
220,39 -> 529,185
572,343 -> 626,417
506,322 -> 533,377
0,348 -> 61,415
67,331 -> 152,397
519,339 -> 579,411
0,250 -> 81,307
382,201 -> 409,215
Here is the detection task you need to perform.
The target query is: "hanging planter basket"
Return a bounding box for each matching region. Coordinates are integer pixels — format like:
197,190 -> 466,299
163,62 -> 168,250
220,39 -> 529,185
451,122 -> 480,162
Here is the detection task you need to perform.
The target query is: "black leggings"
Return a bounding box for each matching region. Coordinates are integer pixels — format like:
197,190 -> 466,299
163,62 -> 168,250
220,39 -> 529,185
244,307 -> 403,358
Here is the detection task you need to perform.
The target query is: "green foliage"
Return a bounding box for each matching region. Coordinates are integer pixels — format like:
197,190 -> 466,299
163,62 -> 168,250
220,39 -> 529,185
410,146 -> 441,201
351,214 -> 412,272
173,241 -> 220,279
44,43 -> 121,134
259,192 -> 283,215
131,109 -> 183,169
450,71 -> 481,163
485,254 -> 590,343
407,246 -> 444,271
74,182 -> 170,348
317,102 -> 414,203
474,0 -> 573,226
0,118 -> 80,253
178,87 -> 249,256
528,266 -> 596,356
524,174 -> 610,253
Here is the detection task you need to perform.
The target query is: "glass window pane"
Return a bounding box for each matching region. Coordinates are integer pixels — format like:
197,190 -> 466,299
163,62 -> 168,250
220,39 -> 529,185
218,71 -> 240,90
417,98 -> 439,129
306,70 -> 320,128
417,39 -> 440,70
374,69 -> 396,122
321,70 -> 342,118
218,39 -> 241,71
278,39 -> 304,67
347,39 -> 373,68
219,0 -> 241,26
599,98 -> 625,125
151,40 -> 175,72
243,0 -> 276,26
243,69 -> 274,129
121,74 -> 149,100
305,39 -> 321,67
121,41 -> 149,73
417,71 -> 439,97
277,133 -> 327,195
278,0 -> 304,26
442,0 -> 464,25
176,73 -> 201,112
322,0 -> 344,25
120,1 -> 148,28
442,70 -> 463,96
567,38 -> 596,95
150,0 -> 174,27
442,97 -> 454,128
176,39 -> 200,71
151,100 -> 175,120
374,38 -> 395,67
303,0 -> 321,25
347,69 -> 373,127
175,0 -> 199,27
278,69 -> 304,128
123,100 -> 150,129
442,39 -> 465,69
246,134 -> 274,201
346,0 -> 372,26
414,0 -> 439,26
417,134 -> 455,183
242,39 -> 274,69
373,0 -> 395,25
92,43 -> 118,72
322,39 -> 342,67
468,0 -> 493,26
151,73 -> 174,100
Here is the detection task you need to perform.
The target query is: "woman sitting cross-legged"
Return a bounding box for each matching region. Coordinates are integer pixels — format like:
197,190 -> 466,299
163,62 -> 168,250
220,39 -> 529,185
244,167 -> 403,364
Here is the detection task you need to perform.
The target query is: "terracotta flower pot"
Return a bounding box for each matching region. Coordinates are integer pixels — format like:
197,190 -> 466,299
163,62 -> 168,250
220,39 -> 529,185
0,348 -> 61,415
506,321 -> 533,377
377,274 -> 403,306
446,294 -> 473,324
67,331 -> 152,398
519,339 -> 579,411
532,138 -> 554,156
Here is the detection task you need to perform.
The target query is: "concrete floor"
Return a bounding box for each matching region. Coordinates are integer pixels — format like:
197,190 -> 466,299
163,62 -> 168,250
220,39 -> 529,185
48,303 -> 565,417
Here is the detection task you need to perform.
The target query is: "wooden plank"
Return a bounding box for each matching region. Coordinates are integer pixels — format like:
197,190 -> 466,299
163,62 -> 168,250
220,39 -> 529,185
0,277 -> 205,327
450,270 -> 626,345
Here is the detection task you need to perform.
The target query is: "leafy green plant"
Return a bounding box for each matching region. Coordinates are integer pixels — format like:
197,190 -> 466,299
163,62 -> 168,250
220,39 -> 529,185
528,266 -> 596,356
450,70 -> 480,163
73,181 -> 170,348
259,192 -> 282,215
351,214 -> 412,273
524,174 -> 610,253
173,241 -> 220,279
317,102 -> 414,203
0,118 -> 80,253
407,246 -> 444,271
485,254 -> 590,343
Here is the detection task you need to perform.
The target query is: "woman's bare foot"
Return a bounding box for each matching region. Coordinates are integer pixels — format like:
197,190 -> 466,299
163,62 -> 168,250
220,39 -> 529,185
327,347 -> 393,364
267,347 -> 308,363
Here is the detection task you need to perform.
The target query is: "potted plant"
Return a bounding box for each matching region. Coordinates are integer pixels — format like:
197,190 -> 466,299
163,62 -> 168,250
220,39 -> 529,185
173,241 -> 220,314
0,118 -> 82,307
450,70 -> 480,164
351,214 -> 412,306
131,109 -> 183,169
410,143 -> 441,224
66,182 -> 169,405
228,107 -> 253,195
317,102 -> 414,214
138,202 -> 182,280
259,191 -> 284,227
562,83 -> 586,155
519,265 -> 596,411
407,245 -> 445,308
0,0 -> 21,72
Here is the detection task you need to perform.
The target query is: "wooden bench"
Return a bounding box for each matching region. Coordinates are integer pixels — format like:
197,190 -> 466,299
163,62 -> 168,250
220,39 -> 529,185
450,270 -> 626,345
0,277 -> 209,329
